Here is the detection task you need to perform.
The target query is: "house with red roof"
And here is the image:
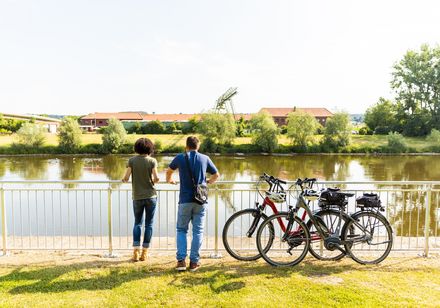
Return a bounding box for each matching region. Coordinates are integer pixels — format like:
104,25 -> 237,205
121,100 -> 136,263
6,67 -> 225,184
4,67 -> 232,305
259,107 -> 333,126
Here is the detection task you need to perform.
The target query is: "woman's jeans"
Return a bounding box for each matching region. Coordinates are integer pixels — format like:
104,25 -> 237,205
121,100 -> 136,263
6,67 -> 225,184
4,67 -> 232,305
132,198 -> 157,248
176,202 -> 206,263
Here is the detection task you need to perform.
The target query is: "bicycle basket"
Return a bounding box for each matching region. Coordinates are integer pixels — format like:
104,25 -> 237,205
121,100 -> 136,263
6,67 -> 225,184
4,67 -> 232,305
319,188 -> 346,207
265,191 -> 286,203
356,193 -> 381,208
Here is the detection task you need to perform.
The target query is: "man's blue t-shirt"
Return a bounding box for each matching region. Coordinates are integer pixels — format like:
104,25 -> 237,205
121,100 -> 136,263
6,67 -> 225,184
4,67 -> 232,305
169,151 -> 218,204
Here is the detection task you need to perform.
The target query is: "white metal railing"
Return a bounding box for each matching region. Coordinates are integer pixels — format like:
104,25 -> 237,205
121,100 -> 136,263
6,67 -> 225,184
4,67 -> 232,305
0,180 -> 439,257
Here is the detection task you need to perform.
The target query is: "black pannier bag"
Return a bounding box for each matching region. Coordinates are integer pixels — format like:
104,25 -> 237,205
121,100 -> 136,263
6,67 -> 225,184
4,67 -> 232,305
356,193 -> 381,208
319,188 -> 346,207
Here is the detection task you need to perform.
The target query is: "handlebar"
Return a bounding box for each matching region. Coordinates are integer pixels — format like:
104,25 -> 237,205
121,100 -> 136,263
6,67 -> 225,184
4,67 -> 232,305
261,173 -> 287,185
295,178 -> 317,190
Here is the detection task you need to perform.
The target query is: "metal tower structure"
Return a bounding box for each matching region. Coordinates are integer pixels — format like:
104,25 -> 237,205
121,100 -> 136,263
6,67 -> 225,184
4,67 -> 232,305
214,87 -> 238,118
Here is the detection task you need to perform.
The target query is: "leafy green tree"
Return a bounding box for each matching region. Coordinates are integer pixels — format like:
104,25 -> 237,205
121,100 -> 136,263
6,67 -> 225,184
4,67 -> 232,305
364,98 -> 397,134
197,112 -> 236,145
249,111 -> 278,152
142,120 -> 165,134
391,44 -> 440,136
322,112 -> 351,149
102,118 -> 127,153
236,116 -> 248,137
58,117 -> 82,153
16,122 -> 46,147
286,111 -> 319,148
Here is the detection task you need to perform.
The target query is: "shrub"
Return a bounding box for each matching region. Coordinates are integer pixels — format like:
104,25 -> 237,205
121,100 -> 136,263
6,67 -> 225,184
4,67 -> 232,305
427,129 -> 440,143
142,120 -> 165,134
102,118 -> 127,153
374,126 -> 391,135
386,132 -> 407,153
249,111 -> 278,152
358,127 -> 371,135
286,111 -> 319,148
154,140 -> 163,153
199,138 -> 219,153
15,122 -> 46,147
58,117 -> 82,153
182,116 -> 199,134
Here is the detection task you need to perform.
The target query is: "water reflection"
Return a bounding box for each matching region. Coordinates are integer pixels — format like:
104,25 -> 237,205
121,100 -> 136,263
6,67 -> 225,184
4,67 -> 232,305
7,157 -> 49,180
59,157 -> 84,188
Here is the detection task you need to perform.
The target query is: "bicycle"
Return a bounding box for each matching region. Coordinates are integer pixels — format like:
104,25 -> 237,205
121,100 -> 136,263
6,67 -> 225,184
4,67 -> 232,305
256,178 -> 393,266
222,173 -> 289,261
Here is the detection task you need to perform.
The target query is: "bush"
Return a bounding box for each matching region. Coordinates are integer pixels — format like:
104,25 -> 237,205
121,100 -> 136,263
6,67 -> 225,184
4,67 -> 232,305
102,118 -> 127,153
199,138 -> 219,153
427,129 -> 440,143
286,111 -> 319,148
249,112 -> 278,152
182,116 -> 199,134
386,132 -> 407,153
154,140 -> 163,153
374,126 -> 391,135
79,143 -> 103,154
15,122 -> 46,147
0,115 -> 24,133
58,117 -> 82,153
197,112 -> 236,145
142,120 -> 165,134
358,127 -> 371,135
322,112 -> 351,150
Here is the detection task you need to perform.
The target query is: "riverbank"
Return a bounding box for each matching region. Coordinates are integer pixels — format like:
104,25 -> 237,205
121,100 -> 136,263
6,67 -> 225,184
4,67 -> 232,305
0,252 -> 439,307
1,133 -> 440,154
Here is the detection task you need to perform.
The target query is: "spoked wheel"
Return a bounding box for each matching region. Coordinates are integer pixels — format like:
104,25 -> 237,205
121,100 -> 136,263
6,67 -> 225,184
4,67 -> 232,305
256,212 -> 310,267
307,209 -> 352,261
222,209 -> 275,261
343,211 -> 393,264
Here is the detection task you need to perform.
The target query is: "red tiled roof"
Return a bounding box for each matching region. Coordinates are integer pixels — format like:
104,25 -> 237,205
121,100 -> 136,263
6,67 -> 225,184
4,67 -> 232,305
259,107 -> 333,117
81,112 -> 144,120
141,114 -> 196,121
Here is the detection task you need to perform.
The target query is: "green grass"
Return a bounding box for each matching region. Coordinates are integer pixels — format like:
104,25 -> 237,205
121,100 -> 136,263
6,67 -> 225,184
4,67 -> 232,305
1,256 -> 439,307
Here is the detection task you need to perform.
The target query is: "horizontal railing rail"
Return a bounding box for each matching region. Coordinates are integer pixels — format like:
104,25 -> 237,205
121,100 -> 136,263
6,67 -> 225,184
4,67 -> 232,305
0,180 -> 439,257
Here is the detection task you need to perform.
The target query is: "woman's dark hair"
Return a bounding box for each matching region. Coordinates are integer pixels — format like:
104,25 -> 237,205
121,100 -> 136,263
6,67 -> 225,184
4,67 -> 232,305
134,138 -> 154,155
186,136 -> 200,150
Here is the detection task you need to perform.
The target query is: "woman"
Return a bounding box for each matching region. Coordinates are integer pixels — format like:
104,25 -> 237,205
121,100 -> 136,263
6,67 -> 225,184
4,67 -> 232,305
122,138 -> 159,261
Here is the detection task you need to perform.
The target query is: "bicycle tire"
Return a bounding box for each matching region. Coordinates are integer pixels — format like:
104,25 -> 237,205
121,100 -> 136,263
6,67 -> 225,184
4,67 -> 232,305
343,211 -> 393,264
222,208 -> 273,261
256,212 -> 310,267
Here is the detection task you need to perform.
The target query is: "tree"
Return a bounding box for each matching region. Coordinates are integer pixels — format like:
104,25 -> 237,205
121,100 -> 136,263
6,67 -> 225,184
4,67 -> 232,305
249,111 -> 278,152
236,116 -> 248,137
322,112 -> 351,149
16,122 -> 46,147
286,111 -> 319,148
58,117 -> 82,153
197,112 -> 236,145
142,120 -> 165,134
364,98 -> 397,134
102,118 -> 127,153
182,116 -> 199,134
391,44 -> 440,136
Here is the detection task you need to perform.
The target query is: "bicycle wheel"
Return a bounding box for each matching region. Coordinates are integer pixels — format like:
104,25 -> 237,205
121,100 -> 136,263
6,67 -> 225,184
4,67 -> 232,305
222,209 -> 274,261
307,208 -> 351,261
343,211 -> 393,264
256,212 -> 310,267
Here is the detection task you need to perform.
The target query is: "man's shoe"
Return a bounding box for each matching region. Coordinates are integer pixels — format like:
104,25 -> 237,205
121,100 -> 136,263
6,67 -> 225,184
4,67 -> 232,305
132,248 -> 140,262
189,261 -> 201,272
176,260 -> 186,271
139,248 -> 148,261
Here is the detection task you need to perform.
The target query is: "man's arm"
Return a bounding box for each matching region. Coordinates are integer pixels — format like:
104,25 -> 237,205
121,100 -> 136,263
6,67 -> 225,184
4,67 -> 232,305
152,167 -> 160,183
166,168 -> 177,185
207,172 -> 220,184
122,167 -> 132,183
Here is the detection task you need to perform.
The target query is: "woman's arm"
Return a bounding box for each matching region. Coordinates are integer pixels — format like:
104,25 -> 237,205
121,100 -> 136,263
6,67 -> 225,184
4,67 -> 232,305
122,167 -> 132,183
152,167 -> 160,183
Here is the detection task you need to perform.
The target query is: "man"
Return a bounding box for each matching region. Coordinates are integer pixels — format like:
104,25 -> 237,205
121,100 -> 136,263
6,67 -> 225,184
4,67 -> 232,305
166,136 -> 220,272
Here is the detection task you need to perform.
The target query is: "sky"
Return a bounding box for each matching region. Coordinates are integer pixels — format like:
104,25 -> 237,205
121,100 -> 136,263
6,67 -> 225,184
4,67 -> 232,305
1,0 -> 440,116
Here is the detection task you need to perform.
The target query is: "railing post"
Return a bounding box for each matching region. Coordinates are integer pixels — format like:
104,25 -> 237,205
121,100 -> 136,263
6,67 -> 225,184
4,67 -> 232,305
210,184 -> 222,258
1,185 -> 7,256
104,185 -> 117,258
423,185 -> 432,257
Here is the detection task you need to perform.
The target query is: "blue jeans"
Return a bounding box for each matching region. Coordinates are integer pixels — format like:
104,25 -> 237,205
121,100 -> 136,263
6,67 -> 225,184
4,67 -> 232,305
133,198 -> 157,248
176,202 -> 206,263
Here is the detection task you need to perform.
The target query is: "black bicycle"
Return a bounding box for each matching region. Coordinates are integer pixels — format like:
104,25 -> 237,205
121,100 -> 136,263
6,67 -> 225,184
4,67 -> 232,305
256,178 -> 393,266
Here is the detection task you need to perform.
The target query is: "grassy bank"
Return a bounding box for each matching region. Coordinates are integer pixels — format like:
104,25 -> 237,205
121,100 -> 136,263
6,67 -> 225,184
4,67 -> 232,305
0,133 -> 439,154
0,254 -> 439,307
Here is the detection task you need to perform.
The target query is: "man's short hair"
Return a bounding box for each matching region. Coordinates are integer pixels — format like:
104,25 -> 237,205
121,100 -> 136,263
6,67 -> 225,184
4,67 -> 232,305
186,136 -> 200,150
134,138 -> 154,155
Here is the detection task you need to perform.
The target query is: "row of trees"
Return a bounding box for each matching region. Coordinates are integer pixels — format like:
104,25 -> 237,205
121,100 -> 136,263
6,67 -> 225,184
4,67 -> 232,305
364,44 -> 440,137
